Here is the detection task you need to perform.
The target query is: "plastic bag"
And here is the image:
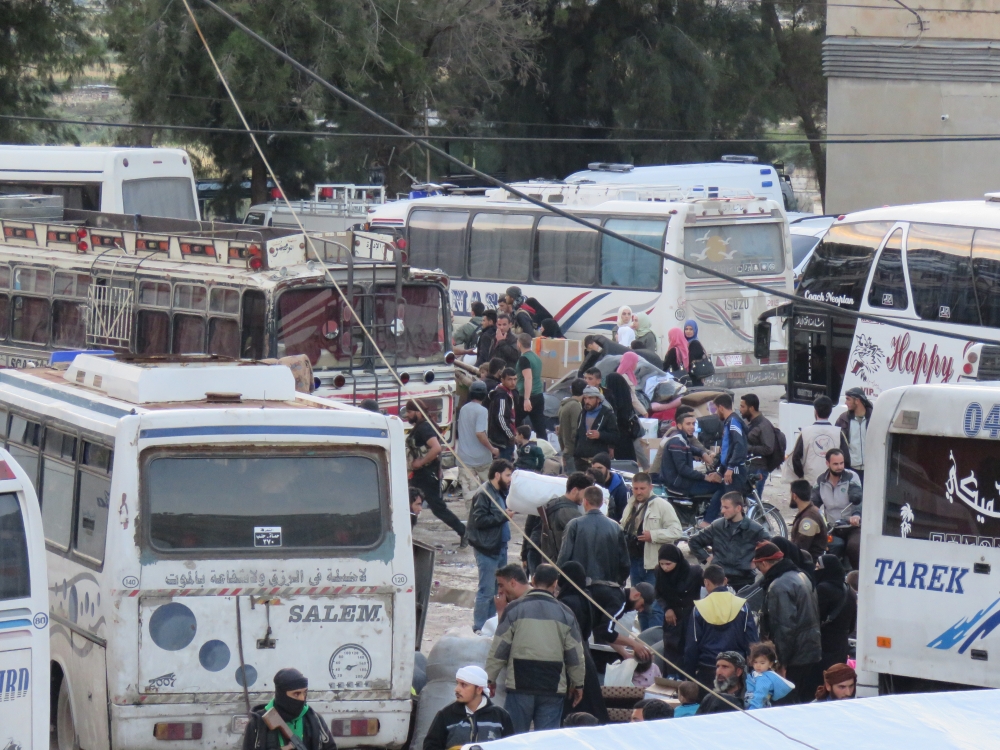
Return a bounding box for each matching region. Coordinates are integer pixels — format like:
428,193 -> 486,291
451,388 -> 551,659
506,470 -> 609,516
604,658 -> 638,687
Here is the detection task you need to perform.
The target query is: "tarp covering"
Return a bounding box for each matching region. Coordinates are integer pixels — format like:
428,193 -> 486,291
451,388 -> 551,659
465,690 -> 1000,750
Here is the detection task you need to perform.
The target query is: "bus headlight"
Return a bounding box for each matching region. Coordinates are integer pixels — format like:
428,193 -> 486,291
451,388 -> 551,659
423,370 -> 435,384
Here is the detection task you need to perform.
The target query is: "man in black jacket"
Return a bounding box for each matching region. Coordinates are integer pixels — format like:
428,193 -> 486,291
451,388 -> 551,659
660,411 -> 723,496
572,386 -> 619,472
468,459 -> 515,633
478,312 -> 519,367
696,652 -> 747,715
687,492 -> 770,592
486,368 -> 518,460
242,668 -> 336,750
740,393 -> 777,498
423,665 -> 513,750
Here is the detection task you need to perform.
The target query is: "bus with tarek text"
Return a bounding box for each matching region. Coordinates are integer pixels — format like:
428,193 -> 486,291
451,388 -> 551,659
369,188 -> 795,389
5,353 -> 419,749
0,194 -> 456,430
856,382 -> 1000,695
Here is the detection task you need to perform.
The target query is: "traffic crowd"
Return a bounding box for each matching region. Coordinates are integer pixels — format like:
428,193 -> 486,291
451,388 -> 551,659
406,292 -> 872,745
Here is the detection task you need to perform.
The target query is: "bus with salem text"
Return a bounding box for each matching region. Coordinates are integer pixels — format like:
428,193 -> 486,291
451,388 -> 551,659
0,194 -> 455,429
762,195 -> 1000,438
369,188 -> 795,389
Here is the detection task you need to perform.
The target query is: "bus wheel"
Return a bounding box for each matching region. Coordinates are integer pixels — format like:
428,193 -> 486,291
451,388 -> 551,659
56,679 -> 80,750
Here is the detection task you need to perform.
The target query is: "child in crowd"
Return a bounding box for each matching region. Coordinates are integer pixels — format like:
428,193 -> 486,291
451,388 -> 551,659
513,425 -> 545,472
616,306 -> 635,347
673,681 -> 700,717
630,656 -> 661,689
745,642 -> 794,709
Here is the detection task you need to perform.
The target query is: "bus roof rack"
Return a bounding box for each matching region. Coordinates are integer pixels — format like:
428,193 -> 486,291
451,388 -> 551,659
586,162 -> 634,172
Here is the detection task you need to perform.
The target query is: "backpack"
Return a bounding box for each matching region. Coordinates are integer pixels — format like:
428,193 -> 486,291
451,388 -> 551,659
767,421 -> 788,472
467,322 -> 485,351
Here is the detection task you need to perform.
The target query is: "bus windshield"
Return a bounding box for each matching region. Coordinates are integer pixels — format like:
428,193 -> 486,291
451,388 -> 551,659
0,492 -> 30,600
374,284 -> 446,366
275,287 -> 360,368
145,451 -> 385,552
683,222 -> 784,278
122,177 -> 198,220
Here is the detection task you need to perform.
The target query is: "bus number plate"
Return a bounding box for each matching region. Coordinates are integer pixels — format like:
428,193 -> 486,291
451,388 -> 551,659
254,526 -> 282,547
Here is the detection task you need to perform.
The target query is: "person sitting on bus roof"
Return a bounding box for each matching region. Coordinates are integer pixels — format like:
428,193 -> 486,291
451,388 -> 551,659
810,449 -> 862,570
499,294 -> 536,337
632,313 -> 657,352
242,668 -> 337,750
539,318 -> 564,338
453,300 -> 486,356
791,396 -> 851,486
505,286 -> 555,331
812,663 -> 857,702
662,327 -> 690,382
835,387 -> 872,484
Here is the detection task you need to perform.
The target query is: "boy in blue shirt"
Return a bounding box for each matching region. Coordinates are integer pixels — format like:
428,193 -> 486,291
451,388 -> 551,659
673,680 -> 700,717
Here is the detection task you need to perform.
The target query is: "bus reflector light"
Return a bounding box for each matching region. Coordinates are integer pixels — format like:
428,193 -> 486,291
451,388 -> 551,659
399,372 -> 410,385
77,241 -> 88,252
76,227 -> 87,238
333,374 -> 346,388
329,719 -> 379,737
968,352 -> 979,364
395,238 -> 407,250
877,636 -> 892,648
153,723 -> 203,740
249,257 -> 263,271
964,363 -> 973,374
0,461 -> 16,480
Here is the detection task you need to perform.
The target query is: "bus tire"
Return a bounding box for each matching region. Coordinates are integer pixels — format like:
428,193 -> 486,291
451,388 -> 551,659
56,678 -> 80,750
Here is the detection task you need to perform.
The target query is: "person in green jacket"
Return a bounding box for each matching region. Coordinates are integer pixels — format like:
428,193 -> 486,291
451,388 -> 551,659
514,425 -> 545,472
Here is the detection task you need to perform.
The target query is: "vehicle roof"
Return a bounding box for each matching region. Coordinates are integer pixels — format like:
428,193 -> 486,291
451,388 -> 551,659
841,198 -> 1000,229
0,146 -> 193,173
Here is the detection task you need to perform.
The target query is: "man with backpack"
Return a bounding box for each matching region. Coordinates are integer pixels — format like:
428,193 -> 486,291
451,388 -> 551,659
741,393 -> 786,498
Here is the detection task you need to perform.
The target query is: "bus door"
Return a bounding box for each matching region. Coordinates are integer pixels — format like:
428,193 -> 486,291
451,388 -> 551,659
0,448 -> 49,750
788,305 -> 856,405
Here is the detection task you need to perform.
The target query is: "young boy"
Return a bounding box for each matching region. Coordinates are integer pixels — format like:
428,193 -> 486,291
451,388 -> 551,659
744,642 -> 794,709
673,681 -> 700,717
513,425 -> 545,472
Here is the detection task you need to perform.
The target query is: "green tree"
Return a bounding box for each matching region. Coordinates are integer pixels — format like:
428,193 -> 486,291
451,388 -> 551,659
0,0 -> 103,142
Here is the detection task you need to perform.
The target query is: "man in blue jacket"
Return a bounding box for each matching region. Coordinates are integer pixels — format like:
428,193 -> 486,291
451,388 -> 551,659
660,412 -> 723,497
703,394 -> 748,524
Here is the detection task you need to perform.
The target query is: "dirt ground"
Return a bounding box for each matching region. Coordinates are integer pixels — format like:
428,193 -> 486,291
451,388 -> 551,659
413,384 -> 796,651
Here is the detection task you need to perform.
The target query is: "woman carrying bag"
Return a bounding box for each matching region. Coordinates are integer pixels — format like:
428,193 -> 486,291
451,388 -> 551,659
683,319 -> 714,386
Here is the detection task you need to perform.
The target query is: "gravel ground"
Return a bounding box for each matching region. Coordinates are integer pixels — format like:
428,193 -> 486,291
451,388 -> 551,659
413,385 -> 795,650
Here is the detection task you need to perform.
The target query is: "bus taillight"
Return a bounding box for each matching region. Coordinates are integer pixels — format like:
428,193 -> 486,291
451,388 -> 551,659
329,718 -> 379,737
153,723 -> 203,740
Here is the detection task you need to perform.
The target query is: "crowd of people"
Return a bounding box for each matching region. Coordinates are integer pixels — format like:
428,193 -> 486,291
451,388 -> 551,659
407,297 -> 872,739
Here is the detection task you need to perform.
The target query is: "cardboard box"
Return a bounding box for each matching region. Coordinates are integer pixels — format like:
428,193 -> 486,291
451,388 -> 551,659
532,337 -> 583,379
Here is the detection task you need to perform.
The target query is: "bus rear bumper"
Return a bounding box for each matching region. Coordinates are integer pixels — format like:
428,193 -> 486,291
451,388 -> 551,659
111,698 -> 412,750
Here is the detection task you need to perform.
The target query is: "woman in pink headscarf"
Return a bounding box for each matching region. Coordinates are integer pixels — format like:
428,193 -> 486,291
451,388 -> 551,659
616,350 -> 640,386
663,328 -> 690,382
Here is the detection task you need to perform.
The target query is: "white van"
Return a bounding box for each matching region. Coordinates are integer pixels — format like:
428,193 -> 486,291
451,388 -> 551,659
244,184 -> 386,233
0,146 -> 199,220
0,447 -> 49,750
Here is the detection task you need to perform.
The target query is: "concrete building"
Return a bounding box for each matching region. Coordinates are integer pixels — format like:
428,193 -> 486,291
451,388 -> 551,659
824,1 -> 1000,213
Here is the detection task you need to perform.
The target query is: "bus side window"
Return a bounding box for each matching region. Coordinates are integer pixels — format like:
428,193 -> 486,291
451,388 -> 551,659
52,299 -> 87,348
408,210 -> 468,279
468,213 -> 532,282
972,229 -> 1000,328
136,310 -> 170,354
241,290 -> 267,359
535,216 -> 598,285
866,229 -> 908,310
172,314 -> 206,354
600,219 -> 665,290
75,441 -> 112,564
8,415 -> 40,493
0,493 -> 30,600
906,224 -> 978,325
40,428 -> 76,551
208,318 -> 239,358
799,222 -> 892,311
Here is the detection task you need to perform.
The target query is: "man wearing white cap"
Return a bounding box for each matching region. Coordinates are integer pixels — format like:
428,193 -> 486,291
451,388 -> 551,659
422,666 -> 513,750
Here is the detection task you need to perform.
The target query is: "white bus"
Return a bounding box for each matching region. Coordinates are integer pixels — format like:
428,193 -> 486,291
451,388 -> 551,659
856,382 -> 1000,695
369,192 -> 794,389
0,448 -> 49,750
2,353 -> 417,749
0,146 -> 200,220
0,195 -> 456,428
767,195 -> 1000,438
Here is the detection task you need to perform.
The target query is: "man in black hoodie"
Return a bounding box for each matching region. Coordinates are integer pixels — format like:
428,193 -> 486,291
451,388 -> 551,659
423,665 -> 513,750
242,668 -> 336,750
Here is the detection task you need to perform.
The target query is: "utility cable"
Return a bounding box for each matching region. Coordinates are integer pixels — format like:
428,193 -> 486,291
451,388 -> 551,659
180,1 -> 829,745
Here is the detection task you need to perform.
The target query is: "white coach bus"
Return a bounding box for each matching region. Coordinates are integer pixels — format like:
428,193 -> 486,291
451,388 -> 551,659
0,448 -> 49,750
856,382 -> 1000,695
370,190 -> 794,389
765,194 -> 1000,437
1,354 -> 416,749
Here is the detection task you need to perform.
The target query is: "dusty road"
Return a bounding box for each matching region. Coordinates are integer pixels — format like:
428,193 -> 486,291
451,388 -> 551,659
413,385 -> 795,650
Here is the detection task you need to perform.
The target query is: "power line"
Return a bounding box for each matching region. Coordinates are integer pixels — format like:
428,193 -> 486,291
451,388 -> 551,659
8,112 -> 1000,147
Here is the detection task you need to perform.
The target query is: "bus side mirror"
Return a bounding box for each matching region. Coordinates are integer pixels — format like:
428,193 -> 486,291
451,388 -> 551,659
754,321 -> 771,360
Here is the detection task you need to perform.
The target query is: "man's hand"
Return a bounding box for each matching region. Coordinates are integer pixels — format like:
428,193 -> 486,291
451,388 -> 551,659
637,531 -> 652,543
411,458 -> 423,470
664,609 -> 678,627
506,508 -> 516,519
524,398 -> 532,412
724,469 -> 734,484
706,472 -> 723,484
570,688 -> 583,707
487,681 -> 496,698
491,446 -> 500,457
494,592 -> 507,620
629,639 -> 652,662
586,429 -> 600,439
849,515 -> 861,527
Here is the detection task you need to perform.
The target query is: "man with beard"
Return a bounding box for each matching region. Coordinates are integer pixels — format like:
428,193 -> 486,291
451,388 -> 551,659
467,459 -> 516,632
478,312 -> 519,367
422,665 -> 513,749
789,478 -> 828,560
810,449 -> 862,569
242,668 -> 337,750
405,400 -> 465,542
813,663 -> 858,702
696,652 -> 748,714
591,582 -> 656,663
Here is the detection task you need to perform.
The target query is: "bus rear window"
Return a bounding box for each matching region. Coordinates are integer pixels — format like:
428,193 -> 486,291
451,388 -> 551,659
0,493 -> 30,600
122,177 -> 198,220
798,222 -> 891,310
683,222 -> 784,279
145,451 -> 385,552
275,288 -> 360,368
883,433 -> 1000,544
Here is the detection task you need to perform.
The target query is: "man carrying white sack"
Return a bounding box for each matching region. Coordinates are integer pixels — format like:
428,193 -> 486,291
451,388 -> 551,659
422,666 -> 513,749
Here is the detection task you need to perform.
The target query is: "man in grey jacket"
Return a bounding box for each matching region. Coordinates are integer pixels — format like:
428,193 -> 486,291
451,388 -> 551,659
753,541 -> 822,703
557,486 -> 630,587
811,449 -> 862,569
687,492 -> 770,592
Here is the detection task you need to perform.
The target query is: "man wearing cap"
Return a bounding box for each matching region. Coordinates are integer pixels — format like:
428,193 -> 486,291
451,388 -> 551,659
456,380 -> 499,502
573,389 -> 619,473
696,652 -> 747,714
836,387 -> 872,484
753,541 -> 823,703
423,665 -> 513,749
242,668 -> 337,750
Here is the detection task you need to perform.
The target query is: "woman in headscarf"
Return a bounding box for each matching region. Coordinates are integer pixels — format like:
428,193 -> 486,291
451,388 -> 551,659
557,562 -> 609,723
662,328 -> 689,379
539,318 -> 564,338
683,319 -> 709,385
632,313 -> 657,352
616,350 -> 640,387
603,372 -> 640,462
615,306 -> 635,347
815,554 -> 857,668
654,544 -> 703,677
614,352 -> 651,467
